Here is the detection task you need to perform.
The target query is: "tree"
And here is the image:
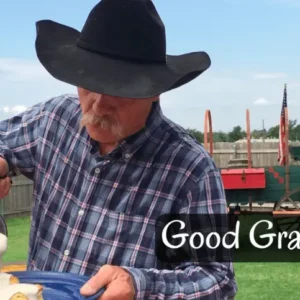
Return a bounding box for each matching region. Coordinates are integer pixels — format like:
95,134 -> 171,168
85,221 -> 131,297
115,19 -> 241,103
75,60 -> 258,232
267,125 -> 279,138
213,131 -> 228,142
228,126 -> 246,142
183,119 -> 300,143
251,129 -> 266,139
186,128 -> 203,143
267,119 -> 297,139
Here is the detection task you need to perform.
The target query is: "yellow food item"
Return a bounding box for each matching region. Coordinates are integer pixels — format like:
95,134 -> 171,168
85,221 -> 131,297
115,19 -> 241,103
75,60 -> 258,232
0,283 -> 44,300
0,272 -> 20,285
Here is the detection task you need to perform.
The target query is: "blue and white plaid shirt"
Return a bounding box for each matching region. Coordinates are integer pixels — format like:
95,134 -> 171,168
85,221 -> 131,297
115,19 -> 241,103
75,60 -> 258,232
0,94 -> 237,299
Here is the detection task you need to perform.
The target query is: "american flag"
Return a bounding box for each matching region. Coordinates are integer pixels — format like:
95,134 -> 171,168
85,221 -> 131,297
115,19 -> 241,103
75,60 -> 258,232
278,83 -> 287,165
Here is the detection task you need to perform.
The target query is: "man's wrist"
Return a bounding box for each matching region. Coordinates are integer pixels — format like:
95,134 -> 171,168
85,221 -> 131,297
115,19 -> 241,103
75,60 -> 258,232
121,266 -> 148,299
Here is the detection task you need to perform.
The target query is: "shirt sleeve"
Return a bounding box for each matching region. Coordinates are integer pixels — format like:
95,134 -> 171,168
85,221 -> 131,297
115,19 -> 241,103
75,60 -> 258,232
122,167 -> 238,299
0,101 -> 47,179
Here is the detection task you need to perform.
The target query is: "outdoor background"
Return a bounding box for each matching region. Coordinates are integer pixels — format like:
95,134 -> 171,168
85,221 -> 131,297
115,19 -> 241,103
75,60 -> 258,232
1,0 -> 300,299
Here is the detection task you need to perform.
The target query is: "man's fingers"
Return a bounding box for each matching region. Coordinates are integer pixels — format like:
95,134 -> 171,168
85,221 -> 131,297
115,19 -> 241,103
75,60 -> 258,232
99,280 -> 134,300
0,177 -> 12,198
80,265 -> 116,296
80,265 -> 135,299
4,177 -> 12,194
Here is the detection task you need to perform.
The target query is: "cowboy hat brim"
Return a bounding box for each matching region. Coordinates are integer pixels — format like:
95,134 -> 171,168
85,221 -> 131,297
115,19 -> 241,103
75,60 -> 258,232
35,20 -> 211,99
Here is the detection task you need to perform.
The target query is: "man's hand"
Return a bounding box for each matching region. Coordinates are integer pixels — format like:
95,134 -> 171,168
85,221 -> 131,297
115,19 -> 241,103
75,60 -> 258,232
0,157 -> 12,199
80,264 -> 135,300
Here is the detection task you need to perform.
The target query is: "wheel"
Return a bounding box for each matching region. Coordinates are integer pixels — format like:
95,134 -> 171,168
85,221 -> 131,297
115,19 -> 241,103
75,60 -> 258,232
273,187 -> 300,233
227,205 -> 239,231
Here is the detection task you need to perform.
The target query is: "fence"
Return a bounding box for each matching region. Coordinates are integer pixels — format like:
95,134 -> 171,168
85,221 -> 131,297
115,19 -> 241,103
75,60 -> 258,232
1,141 -> 299,216
211,141 -> 299,168
0,175 -> 33,217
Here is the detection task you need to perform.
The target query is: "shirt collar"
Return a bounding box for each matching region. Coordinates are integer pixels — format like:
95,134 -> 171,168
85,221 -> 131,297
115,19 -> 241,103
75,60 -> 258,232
119,100 -> 164,159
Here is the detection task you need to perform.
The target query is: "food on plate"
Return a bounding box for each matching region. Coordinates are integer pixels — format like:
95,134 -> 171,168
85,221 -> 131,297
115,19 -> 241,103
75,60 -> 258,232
0,232 -> 44,299
0,272 -> 20,285
0,232 -> 19,286
0,283 -> 44,300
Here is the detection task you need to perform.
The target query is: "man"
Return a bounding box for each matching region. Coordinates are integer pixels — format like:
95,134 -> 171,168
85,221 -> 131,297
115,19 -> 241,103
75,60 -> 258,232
0,0 -> 237,299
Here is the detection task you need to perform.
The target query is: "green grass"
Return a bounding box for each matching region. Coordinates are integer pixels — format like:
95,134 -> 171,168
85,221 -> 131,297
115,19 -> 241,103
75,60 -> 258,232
234,262 -> 300,299
2,215 -> 300,299
3,215 -> 30,262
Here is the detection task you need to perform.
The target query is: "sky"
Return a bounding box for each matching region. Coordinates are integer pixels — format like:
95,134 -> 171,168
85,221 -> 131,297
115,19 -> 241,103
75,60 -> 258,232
0,0 -> 299,132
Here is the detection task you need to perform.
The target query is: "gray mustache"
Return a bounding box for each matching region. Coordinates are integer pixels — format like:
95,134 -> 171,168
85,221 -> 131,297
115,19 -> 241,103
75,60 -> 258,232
81,114 -> 114,128
80,113 -> 124,138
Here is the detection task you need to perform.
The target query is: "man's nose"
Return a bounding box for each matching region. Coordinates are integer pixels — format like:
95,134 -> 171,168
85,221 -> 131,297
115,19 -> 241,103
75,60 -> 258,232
92,94 -> 113,114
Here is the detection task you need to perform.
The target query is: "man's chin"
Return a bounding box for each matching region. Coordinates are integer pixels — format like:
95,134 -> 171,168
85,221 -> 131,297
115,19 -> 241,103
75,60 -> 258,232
86,123 -> 101,130
85,123 -> 108,132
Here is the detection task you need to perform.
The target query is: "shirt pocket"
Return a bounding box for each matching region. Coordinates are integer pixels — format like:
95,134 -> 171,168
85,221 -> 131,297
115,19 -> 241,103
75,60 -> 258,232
75,207 -> 158,270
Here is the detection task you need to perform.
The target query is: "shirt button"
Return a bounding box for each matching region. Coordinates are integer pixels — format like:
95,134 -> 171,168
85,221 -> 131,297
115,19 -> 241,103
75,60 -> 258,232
95,168 -> 100,174
78,210 -> 84,216
64,250 -> 70,256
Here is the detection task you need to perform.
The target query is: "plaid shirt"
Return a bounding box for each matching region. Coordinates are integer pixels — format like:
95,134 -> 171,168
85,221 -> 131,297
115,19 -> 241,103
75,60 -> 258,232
0,94 -> 237,299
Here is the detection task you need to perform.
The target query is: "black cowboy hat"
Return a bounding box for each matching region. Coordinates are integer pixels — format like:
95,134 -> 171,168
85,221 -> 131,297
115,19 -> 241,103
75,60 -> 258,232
35,0 -> 211,99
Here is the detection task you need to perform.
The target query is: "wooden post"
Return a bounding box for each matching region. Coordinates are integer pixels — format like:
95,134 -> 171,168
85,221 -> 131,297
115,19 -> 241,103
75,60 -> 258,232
246,109 -> 252,210
204,110 -> 214,156
246,109 -> 252,168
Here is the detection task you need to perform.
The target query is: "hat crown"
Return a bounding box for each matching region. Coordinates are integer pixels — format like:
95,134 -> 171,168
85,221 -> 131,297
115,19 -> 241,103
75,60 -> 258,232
77,0 -> 166,63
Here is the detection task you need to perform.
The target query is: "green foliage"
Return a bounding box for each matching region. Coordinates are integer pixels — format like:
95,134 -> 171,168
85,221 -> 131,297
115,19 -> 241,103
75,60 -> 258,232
185,119 -> 300,143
